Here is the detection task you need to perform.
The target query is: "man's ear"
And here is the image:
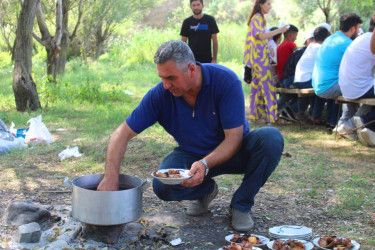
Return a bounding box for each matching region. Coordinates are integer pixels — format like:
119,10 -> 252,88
187,63 -> 196,77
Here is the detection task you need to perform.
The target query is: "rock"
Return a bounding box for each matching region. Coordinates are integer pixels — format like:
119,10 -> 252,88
46,239 -> 69,249
14,222 -> 41,243
4,200 -> 51,227
82,223 -> 125,244
124,222 -> 144,234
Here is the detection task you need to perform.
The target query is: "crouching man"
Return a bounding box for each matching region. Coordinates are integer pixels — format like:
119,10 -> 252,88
98,40 -> 284,232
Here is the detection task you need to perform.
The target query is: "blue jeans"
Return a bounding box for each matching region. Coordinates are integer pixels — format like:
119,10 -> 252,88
318,83 -> 342,125
278,77 -> 297,110
290,80 -> 314,114
153,127 -> 284,213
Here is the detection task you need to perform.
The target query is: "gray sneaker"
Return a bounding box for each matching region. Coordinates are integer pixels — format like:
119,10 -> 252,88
337,118 -> 358,140
230,207 -> 254,232
358,128 -> 375,147
186,182 -> 218,216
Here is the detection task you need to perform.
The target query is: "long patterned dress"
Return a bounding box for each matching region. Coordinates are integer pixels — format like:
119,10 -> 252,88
243,13 -> 278,123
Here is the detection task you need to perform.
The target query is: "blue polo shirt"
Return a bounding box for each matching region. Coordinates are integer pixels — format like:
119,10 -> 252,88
312,31 -> 352,95
126,63 -> 250,156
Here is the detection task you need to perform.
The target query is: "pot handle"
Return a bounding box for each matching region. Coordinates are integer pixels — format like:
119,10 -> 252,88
141,178 -> 151,192
64,176 -> 73,191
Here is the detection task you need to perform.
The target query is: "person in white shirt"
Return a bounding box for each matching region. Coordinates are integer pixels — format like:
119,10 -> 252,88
292,26 -> 330,124
336,19 -> 375,139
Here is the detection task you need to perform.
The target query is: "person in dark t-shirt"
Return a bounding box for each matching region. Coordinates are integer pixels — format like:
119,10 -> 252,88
180,0 -> 219,63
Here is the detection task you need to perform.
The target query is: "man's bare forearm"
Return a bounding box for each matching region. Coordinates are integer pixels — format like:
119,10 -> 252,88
203,126 -> 243,169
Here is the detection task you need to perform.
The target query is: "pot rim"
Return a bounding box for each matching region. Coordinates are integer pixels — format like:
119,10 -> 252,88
71,173 -> 143,192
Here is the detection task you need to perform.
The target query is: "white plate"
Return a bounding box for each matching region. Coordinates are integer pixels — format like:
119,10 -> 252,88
151,169 -> 192,185
267,239 -> 313,250
269,225 -> 312,238
219,247 -> 262,250
224,233 -> 270,246
312,237 -> 360,250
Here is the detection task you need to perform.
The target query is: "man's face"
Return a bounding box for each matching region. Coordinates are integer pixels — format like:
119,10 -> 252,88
350,24 -> 361,40
291,32 -> 298,42
157,60 -> 193,97
190,0 -> 203,15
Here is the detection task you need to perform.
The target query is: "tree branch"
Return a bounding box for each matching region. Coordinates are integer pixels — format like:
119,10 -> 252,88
70,0 -> 82,39
54,0 -> 63,45
32,33 -> 46,46
36,2 -> 51,40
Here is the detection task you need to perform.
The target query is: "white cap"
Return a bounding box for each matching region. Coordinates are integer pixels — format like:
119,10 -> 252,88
318,23 -> 331,31
306,30 -> 314,40
358,27 -> 364,36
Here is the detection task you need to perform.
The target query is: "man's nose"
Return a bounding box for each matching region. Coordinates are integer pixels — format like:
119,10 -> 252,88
163,81 -> 171,89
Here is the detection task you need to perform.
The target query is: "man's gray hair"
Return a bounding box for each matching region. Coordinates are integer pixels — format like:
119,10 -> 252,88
154,40 -> 196,70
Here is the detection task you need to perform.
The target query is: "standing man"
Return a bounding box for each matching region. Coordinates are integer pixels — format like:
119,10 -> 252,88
180,0 -> 219,63
98,40 -> 284,232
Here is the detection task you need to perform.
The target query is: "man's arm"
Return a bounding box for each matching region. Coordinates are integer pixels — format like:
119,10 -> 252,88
97,121 -> 137,191
181,126 -> 243,187
211,33 -> 218,63
371,30 -> 375,54
181,36 -> 188,43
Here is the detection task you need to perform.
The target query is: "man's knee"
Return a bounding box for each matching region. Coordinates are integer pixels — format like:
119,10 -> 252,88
152,180 -> 173,201
248,127 -> 284,153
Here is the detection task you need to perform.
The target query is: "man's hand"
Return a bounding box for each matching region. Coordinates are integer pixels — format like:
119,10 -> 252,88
97,176 -> 119,191
180,161 -> 206,187
211,58 -> 217,64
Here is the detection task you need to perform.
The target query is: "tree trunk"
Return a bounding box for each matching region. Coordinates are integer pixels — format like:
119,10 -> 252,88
13,0 -> 42,112
57,0 -> 69,74
35,0 -> 62,82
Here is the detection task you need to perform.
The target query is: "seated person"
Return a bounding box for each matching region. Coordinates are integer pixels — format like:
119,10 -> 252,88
275,24 -> 299,117
292,26 -> 331,124
277,46 -> 307,121
275,24 -> 299,83
312,13 -> 363,130
337,15 -> 375,139
97,40 -> 284,232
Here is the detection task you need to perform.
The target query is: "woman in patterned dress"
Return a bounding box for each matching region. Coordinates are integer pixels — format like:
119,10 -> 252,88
244,0 -> 288,124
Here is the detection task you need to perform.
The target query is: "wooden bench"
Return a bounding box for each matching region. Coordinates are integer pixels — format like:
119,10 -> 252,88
276,88 -> 315,97
335,96 -> 375,106
276,88 -> 375,107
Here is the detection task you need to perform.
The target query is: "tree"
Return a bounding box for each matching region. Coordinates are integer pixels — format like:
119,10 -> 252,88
34,0 -> 63,82
0,0 -> 21,56
80,0 -> 154,60
316,0 -> 337,24
13,0 -> 42,111
56,0 -> 83,74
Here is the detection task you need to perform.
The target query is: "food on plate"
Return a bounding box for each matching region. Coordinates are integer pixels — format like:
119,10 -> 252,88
230,234 -> 262,244
272,239 -> 305,250
318,236 -> 354,249
222,241 -> 253,250
153,169 -> 184,178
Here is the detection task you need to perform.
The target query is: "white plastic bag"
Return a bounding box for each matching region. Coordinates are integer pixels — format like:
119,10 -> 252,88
58,146 -> 82,161
25,115 -> 54,145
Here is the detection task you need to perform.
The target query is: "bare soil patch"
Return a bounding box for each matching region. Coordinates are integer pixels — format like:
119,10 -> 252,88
0,123 -> 374,249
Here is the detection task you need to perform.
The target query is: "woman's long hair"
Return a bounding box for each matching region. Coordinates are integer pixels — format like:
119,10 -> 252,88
247,0 -> 267,26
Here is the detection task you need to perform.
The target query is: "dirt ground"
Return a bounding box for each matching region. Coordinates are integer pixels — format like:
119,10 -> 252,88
0,170 -> 371,249
0,123 -> 374,249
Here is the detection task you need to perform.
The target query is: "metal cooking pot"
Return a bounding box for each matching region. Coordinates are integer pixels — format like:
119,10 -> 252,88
65,174 -> 150,226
